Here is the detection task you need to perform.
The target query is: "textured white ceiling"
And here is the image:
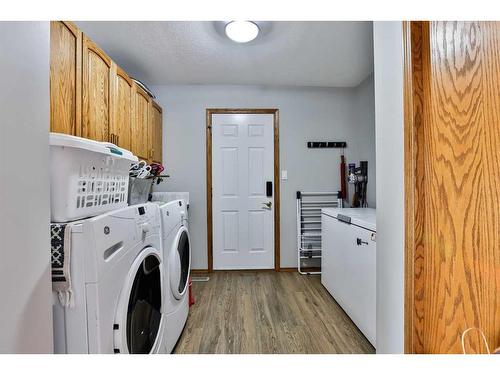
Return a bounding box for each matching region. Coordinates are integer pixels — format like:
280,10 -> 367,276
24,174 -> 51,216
76,21 -> 373,87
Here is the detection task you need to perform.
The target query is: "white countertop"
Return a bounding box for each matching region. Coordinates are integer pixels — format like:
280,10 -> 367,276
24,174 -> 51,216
322,207 -> 376,232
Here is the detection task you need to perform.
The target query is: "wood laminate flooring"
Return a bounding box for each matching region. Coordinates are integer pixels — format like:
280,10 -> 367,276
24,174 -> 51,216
174,271 -> 374,354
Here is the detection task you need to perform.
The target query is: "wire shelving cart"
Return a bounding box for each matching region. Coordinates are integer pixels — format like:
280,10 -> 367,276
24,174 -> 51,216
296,191 -> 341,275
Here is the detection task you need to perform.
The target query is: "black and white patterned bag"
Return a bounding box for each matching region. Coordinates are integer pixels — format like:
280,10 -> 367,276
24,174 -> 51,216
51,223 -> 74,307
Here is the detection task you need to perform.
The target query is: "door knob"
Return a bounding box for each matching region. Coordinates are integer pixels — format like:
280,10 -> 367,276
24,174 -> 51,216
262,201 -> 272,210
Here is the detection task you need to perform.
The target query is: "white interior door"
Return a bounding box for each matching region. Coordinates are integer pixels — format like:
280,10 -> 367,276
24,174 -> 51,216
212,113 -> 275,270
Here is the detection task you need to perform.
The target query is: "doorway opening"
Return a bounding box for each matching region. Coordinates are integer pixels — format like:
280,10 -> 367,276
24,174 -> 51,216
206,108 -> 280,272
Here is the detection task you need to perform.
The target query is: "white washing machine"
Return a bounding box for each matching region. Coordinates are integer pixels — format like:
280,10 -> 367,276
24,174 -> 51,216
157,199 -> 191,353
53,203 -> 167,354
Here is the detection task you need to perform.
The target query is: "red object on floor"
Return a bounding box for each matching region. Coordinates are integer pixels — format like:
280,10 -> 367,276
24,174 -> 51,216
188,277 -> 194,307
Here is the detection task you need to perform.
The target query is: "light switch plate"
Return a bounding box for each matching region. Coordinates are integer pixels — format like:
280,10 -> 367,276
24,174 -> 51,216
281,170 -> 288,180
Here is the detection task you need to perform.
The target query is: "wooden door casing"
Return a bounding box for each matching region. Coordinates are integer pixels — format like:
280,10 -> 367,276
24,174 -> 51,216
82,35 -> 112,142
131,84 -> 150,161
211,113 -> 275,270
206,109 -> 281,272
150,101 -> 163,164
50,21 -> 82,136
111,64 -> 133,150
405,21 -> 500,354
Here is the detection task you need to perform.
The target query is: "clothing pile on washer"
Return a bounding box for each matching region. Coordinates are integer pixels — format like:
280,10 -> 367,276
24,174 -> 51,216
49,133 -> 191,354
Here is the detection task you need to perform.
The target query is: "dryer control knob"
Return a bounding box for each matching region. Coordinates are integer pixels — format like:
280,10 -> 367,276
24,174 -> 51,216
141,222 -> 151,234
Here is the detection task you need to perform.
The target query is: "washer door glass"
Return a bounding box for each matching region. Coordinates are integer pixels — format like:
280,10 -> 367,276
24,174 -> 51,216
126,254 -> 162,354
177,230 -> 190,294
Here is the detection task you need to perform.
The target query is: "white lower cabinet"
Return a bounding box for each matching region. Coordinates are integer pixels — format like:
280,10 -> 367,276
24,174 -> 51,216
321,208 -> 376,347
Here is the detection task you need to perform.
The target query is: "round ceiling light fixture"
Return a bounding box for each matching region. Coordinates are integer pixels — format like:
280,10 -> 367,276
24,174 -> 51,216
225,21 -> 259,43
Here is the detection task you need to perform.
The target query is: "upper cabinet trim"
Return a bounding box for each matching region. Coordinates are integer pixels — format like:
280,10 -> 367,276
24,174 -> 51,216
116,64 -> 133,87
83,35 -> 112,68
151,100 -> 162,112
134,83 -> 151,102
60,21 -> 79,38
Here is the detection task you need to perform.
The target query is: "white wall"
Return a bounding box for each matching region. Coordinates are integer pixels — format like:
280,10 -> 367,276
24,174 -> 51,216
0,22 -> 53,353
373,21 -> 405,353
151,82 -> 376,270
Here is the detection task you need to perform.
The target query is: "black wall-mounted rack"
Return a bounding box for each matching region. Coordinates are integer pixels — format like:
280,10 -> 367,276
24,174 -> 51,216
307,141 -> 347,149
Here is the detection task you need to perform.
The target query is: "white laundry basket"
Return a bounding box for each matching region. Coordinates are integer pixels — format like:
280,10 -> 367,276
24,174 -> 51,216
50,133 -> 138,222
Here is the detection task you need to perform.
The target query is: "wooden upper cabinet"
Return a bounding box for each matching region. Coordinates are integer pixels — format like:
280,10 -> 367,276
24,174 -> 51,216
149,101 -> 163,164
50,21 -> 82,136
131,84 -> 150,161
49,22 -> 163,160
110,63 -> 133,151
82,35 -> 112,142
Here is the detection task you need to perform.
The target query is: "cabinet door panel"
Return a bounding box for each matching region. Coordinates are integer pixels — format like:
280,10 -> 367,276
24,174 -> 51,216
131,86 -> 150,161
50,21 -> 81,136
111,64 -> 132,150
150,101 -> 163,164
82,36 -> 111,142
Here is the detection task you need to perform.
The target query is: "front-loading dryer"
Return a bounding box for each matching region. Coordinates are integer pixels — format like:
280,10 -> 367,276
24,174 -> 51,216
52,203 -> 167,354
157,199 -> 191,353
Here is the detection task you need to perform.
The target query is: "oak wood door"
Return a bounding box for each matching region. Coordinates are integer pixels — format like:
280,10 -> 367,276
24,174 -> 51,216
149,101 -> 163,164
110,63 -> 133,150
50,21 -> 81,136
405,21 -> 500,354
82,35 -> 112,142
131,84 -> 150,161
